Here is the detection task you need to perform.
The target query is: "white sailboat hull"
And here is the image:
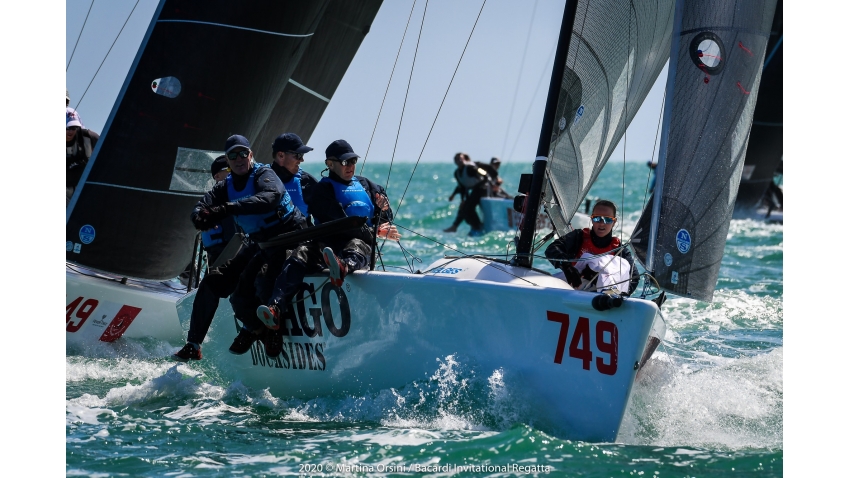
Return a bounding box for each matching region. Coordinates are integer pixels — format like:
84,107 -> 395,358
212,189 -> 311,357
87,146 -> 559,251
204,257 -> 662,442
479,197 -> 591,232
66,263 -> 186,347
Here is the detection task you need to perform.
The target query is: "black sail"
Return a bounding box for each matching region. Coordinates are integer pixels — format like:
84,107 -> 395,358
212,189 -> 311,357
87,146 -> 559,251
631,0 -> 778,301
734,0 -> 783,212
253,0 -> 383,158
66,0 -> 379,280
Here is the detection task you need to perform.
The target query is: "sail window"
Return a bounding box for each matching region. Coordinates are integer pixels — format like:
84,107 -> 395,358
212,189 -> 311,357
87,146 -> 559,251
689,32 -> 725,75
151,76 -> 181,98
169,147 -> 222,194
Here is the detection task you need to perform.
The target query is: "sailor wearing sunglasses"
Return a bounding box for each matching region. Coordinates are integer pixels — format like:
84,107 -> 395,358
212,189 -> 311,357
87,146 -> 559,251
545,199 -> 638,295
175,134 -> 306,362
255,139 -> 400,333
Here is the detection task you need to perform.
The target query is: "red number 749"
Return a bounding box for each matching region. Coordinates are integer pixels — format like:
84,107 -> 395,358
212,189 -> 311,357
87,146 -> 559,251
547,311 -> 618,375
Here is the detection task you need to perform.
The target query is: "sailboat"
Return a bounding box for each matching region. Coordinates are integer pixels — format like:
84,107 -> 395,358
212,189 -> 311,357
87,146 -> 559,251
199,0 -> 679,442
66,0 -> 383,348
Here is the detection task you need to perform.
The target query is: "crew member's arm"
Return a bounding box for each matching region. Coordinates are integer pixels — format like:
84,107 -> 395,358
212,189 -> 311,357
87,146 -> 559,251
545,230 -> 583,287
190,182 -> 227,230
224,167 -> 284,216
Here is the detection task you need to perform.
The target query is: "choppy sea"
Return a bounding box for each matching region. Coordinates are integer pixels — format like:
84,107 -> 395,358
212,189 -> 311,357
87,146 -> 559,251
66,161 -> 783,476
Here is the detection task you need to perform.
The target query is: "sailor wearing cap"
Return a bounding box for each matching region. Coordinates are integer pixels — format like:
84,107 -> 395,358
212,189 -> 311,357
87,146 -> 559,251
66,107 -> 99,204
255,139 -> 400,336
198,155 -> 238,265
175,135 -> 306,362
269,132 -> 318,218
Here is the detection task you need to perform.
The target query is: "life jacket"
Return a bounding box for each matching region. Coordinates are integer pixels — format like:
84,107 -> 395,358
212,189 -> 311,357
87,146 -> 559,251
201,225 -> 226,248
67,132 -> 93,161
571,228 -> 621,268
455,163 -> 487,189
284,169 -> 308,216
315,176 -> 375,226
226,163 -> 295,235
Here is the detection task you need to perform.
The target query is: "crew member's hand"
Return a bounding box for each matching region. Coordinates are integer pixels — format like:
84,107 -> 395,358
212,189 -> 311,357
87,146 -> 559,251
561,264 -> 582,288
192,212 -> 214,231
203,204 -> 230,222
374,193 -> 390,211
377,223 -> 401,241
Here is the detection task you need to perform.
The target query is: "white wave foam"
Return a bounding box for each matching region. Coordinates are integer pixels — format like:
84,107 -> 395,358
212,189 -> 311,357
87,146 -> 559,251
620,347 -> 783,450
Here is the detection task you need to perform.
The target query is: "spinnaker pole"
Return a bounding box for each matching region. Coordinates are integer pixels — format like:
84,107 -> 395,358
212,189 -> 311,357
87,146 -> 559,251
514,0 -> 578,268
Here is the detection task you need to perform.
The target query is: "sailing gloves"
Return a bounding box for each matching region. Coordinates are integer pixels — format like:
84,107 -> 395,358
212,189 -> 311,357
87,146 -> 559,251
193,203 -> 232,230
561,264 -> 582,288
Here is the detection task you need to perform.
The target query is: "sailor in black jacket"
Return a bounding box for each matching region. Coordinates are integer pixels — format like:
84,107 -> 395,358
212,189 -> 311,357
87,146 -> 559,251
255,139 -> 399,332
174,135 -> 305,362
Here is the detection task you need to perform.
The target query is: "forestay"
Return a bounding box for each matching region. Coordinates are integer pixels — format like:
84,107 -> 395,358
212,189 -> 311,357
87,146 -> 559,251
542,0 -> 675,236
66,0 -> 381,280
631,0 -> 778,301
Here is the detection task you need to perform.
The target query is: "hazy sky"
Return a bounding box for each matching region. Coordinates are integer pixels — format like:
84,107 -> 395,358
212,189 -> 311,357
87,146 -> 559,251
65,0 -> 667,165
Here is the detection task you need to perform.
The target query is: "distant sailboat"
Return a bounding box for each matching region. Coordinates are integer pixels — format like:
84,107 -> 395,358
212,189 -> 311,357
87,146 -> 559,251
66,0 -> 383,347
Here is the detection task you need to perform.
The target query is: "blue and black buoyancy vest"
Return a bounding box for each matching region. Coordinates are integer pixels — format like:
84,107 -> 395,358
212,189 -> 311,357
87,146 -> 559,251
316,176 -> 375,226
201,216 -> 236,248
285,169 -> 308,216
226,163 -> 295,235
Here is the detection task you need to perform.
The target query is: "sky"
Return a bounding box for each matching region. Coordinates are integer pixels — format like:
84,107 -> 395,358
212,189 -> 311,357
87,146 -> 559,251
65,0 -> 667,165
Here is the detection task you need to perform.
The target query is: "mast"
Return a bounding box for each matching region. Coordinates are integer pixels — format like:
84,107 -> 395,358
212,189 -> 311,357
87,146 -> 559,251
645,0 -> 684,273
514,0 -> 578,268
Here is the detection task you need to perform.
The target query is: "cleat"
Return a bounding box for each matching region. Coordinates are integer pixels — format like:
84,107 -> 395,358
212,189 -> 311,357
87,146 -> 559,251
256,304 -> 281,330
323,247 -> 347,287
172,343 -> 202,362
229,327 -> 260,355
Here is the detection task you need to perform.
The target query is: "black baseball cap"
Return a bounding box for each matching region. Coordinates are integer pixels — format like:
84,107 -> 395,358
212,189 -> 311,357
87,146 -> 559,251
272,133 -> 313,155
225,134 -> 251,153
325,139 -> 359,162
210,155 -> 229,177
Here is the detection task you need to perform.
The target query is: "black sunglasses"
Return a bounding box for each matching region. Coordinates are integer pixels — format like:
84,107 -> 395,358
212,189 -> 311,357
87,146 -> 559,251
328,157 -> 358,166
285,151 -> 304,160
226,150 -> 250,161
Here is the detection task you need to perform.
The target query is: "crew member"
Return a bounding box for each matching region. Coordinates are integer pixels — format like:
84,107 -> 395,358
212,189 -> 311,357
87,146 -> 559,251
545,199 -> 638,295
172,135 -> 305,361
443,152 -> 488,235
200,155 -> 238,266
66,107 -> 99,204
486,157 -> 512,199
268,132 -> 318,219
255,139 -> 399,332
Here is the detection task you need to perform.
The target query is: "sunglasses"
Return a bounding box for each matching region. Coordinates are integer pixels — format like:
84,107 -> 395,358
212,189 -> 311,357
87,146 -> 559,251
226,150 -> 250,161
591,215 -> 616,224
285,151 -> 304,160
329,157 -> 358,166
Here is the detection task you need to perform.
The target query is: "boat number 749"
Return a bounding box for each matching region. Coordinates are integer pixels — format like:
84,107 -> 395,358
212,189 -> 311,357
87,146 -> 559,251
546,311 -> 617,375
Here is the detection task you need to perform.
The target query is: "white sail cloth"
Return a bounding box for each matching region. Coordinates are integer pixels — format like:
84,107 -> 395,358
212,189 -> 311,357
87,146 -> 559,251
554,253 -> 632,293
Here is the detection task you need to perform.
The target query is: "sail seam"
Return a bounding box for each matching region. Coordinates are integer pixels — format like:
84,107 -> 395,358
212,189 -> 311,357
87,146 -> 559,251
85,182 -> 203,197
679,26 -> 769,37
157,19 -> 314,38
288,79 -> 330,102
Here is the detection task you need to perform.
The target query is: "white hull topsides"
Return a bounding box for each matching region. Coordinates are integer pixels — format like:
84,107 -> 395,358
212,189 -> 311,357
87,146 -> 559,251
202,256 -> 664,442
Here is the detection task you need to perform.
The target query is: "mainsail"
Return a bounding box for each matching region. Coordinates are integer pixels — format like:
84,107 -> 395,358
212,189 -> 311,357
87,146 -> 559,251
632,0 -> 779,301
734,0 -> 783,212
66,0 -> 381,280
542,0 -> 676,235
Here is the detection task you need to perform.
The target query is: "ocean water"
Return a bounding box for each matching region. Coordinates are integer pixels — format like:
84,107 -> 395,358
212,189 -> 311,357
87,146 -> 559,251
66,161 -> 783,476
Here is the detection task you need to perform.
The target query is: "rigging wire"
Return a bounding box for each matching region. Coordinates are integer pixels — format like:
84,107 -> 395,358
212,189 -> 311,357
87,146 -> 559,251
500,0 -> 538,159
358,0 -> 419,177
642,87 -> 667,211
74,0 -> 141,112
383,0 -> 430,193
507,39 -> 557,162
67,0 -> 96,72
389,0 -> 487,220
